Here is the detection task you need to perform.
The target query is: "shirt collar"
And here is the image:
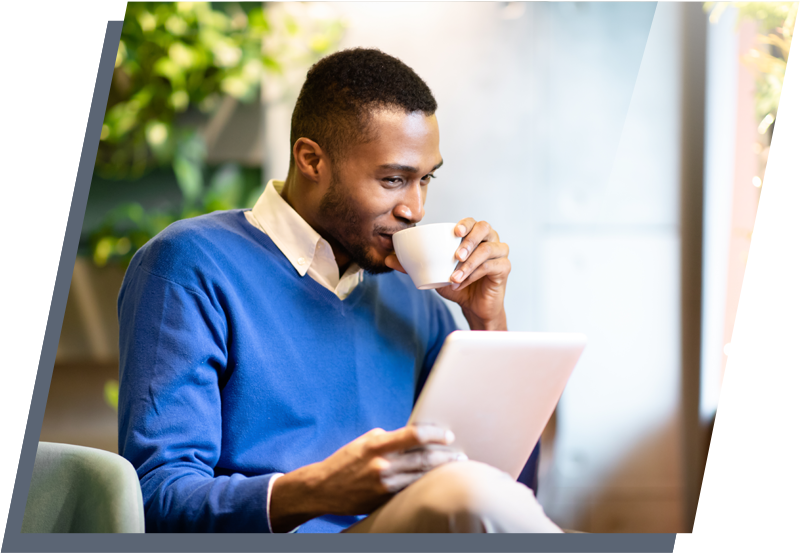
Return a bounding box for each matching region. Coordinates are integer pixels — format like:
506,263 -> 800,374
250,180 -> 321,276
249,180 -> 363,286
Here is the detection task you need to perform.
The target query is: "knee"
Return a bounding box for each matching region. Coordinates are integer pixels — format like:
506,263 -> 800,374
424,460 -> 509,509
414,460 -> 525,532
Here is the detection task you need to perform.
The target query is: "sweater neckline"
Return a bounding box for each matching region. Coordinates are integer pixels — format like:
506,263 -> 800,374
234,209 -> 370,308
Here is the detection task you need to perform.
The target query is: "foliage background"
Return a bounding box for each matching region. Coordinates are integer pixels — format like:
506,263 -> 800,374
86,2 -> 343,267
90,1 -> 344,411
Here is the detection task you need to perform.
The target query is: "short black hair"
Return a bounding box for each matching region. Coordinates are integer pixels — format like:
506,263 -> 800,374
290,48 -> 438,166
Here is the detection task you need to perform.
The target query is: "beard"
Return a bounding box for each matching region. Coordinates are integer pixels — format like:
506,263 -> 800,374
317,171 -> 396,275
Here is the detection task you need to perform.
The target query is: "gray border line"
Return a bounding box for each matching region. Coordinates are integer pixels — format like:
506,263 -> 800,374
0,3 -> 781,553
6,532 -> 676,553
14,20 -> 122,530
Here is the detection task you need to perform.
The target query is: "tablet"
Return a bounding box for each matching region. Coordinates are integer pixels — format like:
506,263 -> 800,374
408,331 -> 587,478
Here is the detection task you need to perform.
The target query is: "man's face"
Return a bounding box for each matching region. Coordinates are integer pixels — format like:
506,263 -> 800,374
315,108 -> 443,274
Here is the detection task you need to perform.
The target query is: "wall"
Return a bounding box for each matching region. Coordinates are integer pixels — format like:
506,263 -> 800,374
536,3 -> 682,532
262,1 -> 688,531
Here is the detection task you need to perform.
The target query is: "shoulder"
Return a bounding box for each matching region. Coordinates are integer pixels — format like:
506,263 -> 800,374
128,210 -> 263,288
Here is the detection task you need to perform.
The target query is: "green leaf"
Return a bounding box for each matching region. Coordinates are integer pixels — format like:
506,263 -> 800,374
173,155 -> 203,205
248,7 -> 269,33
104,380 -> 119,412
205,163 -> 244,210
154,56 -> 184,85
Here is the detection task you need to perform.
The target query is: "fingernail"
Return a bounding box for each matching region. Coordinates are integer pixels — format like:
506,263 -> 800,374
457,247 -> 469,260
444,430 -> 455,444
457,224 -> 467,236
452,270 -> 463,282
417,425 -> 450,444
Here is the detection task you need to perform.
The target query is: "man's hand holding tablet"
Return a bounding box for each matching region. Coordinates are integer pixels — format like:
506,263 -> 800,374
269,425 -> 462,533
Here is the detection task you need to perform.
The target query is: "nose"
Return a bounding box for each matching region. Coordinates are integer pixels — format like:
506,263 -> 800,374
393,182 -> 426,224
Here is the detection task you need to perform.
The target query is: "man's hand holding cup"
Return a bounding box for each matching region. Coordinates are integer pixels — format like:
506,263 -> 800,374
386,219 -> 510,331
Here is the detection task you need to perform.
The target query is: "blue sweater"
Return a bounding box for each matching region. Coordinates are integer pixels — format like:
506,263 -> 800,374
117,210 -> 458,533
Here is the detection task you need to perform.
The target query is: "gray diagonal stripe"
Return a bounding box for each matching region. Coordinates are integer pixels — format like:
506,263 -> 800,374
15,20 -> 123,530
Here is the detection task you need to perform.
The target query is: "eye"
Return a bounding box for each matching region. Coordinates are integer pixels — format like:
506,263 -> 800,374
383,177 -> 404,186
422,173 -> 437,183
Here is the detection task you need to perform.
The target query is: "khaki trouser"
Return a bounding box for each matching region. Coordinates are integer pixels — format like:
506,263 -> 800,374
343,460 -> 563,533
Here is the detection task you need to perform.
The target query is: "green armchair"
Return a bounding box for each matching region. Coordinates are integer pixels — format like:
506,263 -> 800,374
22,442 -> 145,533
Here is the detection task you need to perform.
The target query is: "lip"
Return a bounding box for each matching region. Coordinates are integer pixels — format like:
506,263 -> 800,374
378,232 -> 395,251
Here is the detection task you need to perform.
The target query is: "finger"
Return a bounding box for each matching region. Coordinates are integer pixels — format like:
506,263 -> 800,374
455,221 -> 499,263
451,242 -> 509,286
384,447 -> 462,473
369,425 -> 454,455
358,428 -> 386,440
380,471 -> 426,493
415,424 -> 456,445
454,218 -> 476,239
453,258 -> 511,292
384,253 -> 407,274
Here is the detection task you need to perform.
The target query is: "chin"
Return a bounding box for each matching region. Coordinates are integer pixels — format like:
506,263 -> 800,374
355,246 -> 394,275
341,235 -> 395,275
360,253 -> 394,275
362,263 -> 394,276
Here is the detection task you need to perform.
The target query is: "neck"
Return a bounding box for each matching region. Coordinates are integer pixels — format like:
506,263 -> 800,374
281,166 -> 353,274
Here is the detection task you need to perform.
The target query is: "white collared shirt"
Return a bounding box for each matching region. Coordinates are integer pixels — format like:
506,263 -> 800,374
243,179 -> 364,531
244,180 -> 364,300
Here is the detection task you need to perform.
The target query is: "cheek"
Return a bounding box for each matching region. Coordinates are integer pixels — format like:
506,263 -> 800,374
365,194 -> 397,222
341,183 -> 398,231
347,200 -> 384,235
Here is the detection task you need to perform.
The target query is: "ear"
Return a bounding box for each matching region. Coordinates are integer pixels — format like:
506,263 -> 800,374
292,138 -> 329,183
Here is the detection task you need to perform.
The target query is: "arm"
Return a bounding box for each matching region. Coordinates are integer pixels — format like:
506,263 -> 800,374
118,264 -> 275,532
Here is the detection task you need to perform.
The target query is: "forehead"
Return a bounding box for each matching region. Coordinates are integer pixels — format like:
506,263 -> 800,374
345,108 -> 441,171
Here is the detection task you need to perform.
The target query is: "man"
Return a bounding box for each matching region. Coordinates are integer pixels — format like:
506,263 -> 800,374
118,48 -> 561,533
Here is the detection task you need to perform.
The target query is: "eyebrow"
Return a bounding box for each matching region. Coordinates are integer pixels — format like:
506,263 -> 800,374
378,160 -> 444,174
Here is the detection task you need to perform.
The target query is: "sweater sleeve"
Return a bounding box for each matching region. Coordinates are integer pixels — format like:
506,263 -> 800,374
118,263 -> 277,532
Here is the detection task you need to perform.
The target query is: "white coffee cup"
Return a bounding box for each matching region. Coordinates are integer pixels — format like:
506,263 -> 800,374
392,223 -> 463,290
